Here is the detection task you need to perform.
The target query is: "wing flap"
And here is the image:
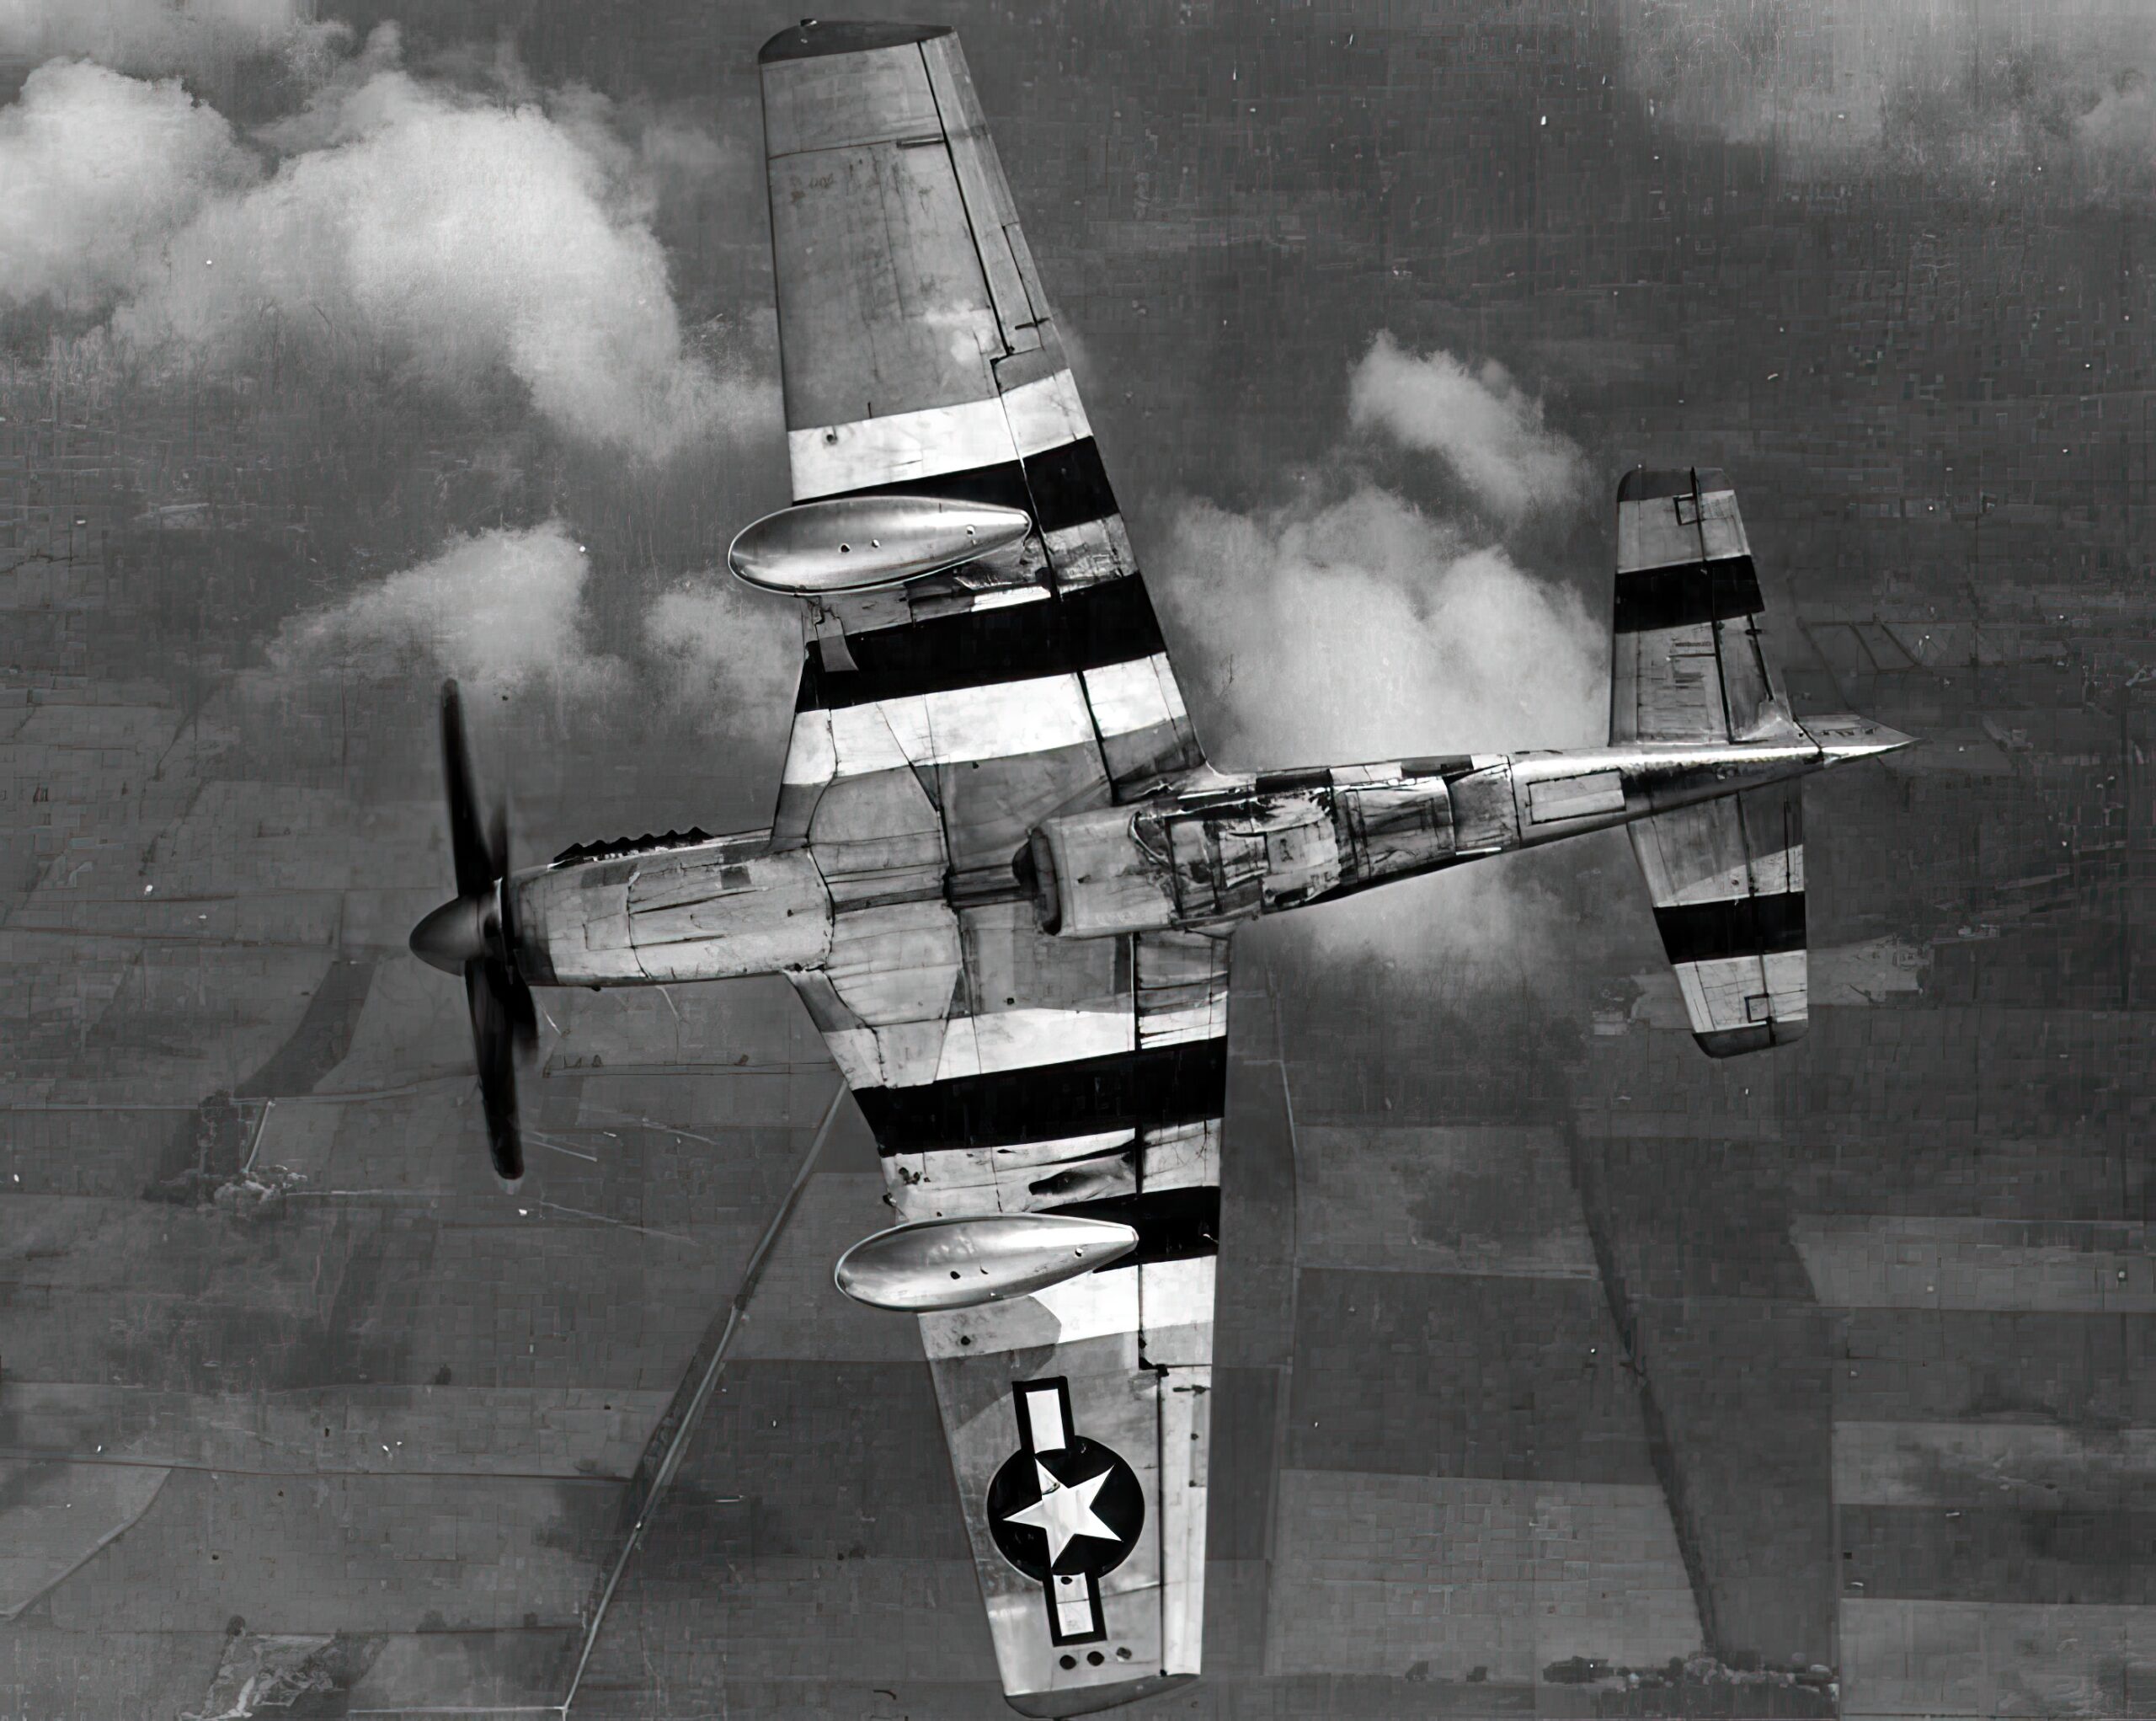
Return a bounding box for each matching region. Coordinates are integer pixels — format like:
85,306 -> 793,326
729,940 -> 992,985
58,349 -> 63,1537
1155,1366 -> 1210,1675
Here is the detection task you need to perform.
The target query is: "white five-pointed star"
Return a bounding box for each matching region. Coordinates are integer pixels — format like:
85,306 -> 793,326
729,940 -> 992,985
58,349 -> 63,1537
1001,1459 -> 1118,1565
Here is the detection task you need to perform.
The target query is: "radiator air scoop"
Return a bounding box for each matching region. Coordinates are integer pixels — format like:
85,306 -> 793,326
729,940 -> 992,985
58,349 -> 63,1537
834,1212 -> 1139,1312
728,494 -> 1033,595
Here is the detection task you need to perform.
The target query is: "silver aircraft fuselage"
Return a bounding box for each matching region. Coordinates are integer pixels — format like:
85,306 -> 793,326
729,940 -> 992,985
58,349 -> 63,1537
504,713 -> 1907,989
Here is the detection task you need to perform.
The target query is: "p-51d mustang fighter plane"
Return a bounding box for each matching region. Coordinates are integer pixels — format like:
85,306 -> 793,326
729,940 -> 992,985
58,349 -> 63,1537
408,20 -> 1909,1717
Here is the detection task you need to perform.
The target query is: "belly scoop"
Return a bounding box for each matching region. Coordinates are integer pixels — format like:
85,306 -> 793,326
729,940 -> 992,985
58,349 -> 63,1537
510,842 -> 834,986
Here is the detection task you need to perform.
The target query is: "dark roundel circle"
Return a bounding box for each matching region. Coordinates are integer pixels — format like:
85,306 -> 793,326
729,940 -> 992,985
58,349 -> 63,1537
986,1436 -> 1145,1582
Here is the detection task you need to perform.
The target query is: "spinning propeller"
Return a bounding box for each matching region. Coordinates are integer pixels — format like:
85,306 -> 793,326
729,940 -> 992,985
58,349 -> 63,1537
408,679 -> 537,1189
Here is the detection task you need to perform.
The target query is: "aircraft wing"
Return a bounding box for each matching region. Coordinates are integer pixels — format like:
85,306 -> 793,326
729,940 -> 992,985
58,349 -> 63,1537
830,920 -> 1226,1718
1612,468 -> 1806,1054
756,24 -> 1219,1715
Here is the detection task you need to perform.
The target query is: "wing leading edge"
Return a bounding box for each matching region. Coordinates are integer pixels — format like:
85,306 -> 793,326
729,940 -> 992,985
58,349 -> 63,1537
757,22 -> 1219,1715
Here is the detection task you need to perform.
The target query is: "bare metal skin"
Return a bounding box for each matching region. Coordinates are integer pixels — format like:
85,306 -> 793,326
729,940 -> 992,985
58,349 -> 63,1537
728,494 -> 1034,594
494,713 -> 1908,989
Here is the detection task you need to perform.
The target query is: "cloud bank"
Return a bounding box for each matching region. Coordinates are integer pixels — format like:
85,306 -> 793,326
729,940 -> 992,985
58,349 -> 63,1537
0,27 -> 750,456
0,61 -> 256,313
643,580 -> 803,731
270,524 -> 803,748
270,521 -> 618,695
1163,487 -> 1603,765
0,0 -> 340,76
1348,334 -> 1590,522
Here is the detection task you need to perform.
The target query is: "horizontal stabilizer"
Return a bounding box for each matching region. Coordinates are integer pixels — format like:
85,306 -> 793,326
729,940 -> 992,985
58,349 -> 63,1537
1614,468 -> 1806,1055
1613,467 -> 1798,746
1630,782 -> 1807,1056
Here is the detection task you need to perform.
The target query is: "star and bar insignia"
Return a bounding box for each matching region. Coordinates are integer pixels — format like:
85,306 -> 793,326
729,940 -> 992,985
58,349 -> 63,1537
987,1378 -> 1145,1645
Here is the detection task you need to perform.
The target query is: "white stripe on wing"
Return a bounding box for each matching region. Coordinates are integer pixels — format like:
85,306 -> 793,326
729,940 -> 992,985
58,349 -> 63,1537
787,369 -> 1091,498
782,660 -> 1185,785
789,392 -> 1018,497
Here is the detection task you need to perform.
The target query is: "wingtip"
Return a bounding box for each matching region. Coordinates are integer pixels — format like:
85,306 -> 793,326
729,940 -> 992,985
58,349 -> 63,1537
1615,466 -> 1735,503
759,19 -> 953,63
1695,1018 -> 1807,1059
1808,715 -> 1919,762
1006,1673 -> 1197,1718
1616,467 -> 1695,504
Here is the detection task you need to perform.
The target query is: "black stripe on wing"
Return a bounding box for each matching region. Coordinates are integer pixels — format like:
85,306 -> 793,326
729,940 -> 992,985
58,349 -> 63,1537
1044,1184 -> 1220,1265
817,440 -> 1119,539
798,571 -> 1170,709
853,1039 -> 1226,1155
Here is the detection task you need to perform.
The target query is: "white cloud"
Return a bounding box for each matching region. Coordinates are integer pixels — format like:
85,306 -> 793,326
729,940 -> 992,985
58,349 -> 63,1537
1162,485 -> 1604,767
0,60 -> 256,313
0,29 -> 754,456
2076,67 -> 2156,187
541,80 -> 747,230
270,529 -> 809,735
271,521 -> 619,694
0,0 -> 340,76
642,576 -> 803,731
116,55 -> 737,455
1348,334 -> 1589,522
1271,843 -> 1585,981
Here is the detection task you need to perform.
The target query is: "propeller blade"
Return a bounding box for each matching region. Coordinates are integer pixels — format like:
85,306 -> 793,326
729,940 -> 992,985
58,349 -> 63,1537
486,799 -> 510,888
491,818 -> 540,1051
440,680 -> 493,901
430,680 -> 535,1191
505,968 -> 539,1051
467,962 -> 526,1188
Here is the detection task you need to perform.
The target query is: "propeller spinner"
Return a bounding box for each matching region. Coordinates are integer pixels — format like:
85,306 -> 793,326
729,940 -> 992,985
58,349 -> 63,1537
409,679 -> 537,1189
